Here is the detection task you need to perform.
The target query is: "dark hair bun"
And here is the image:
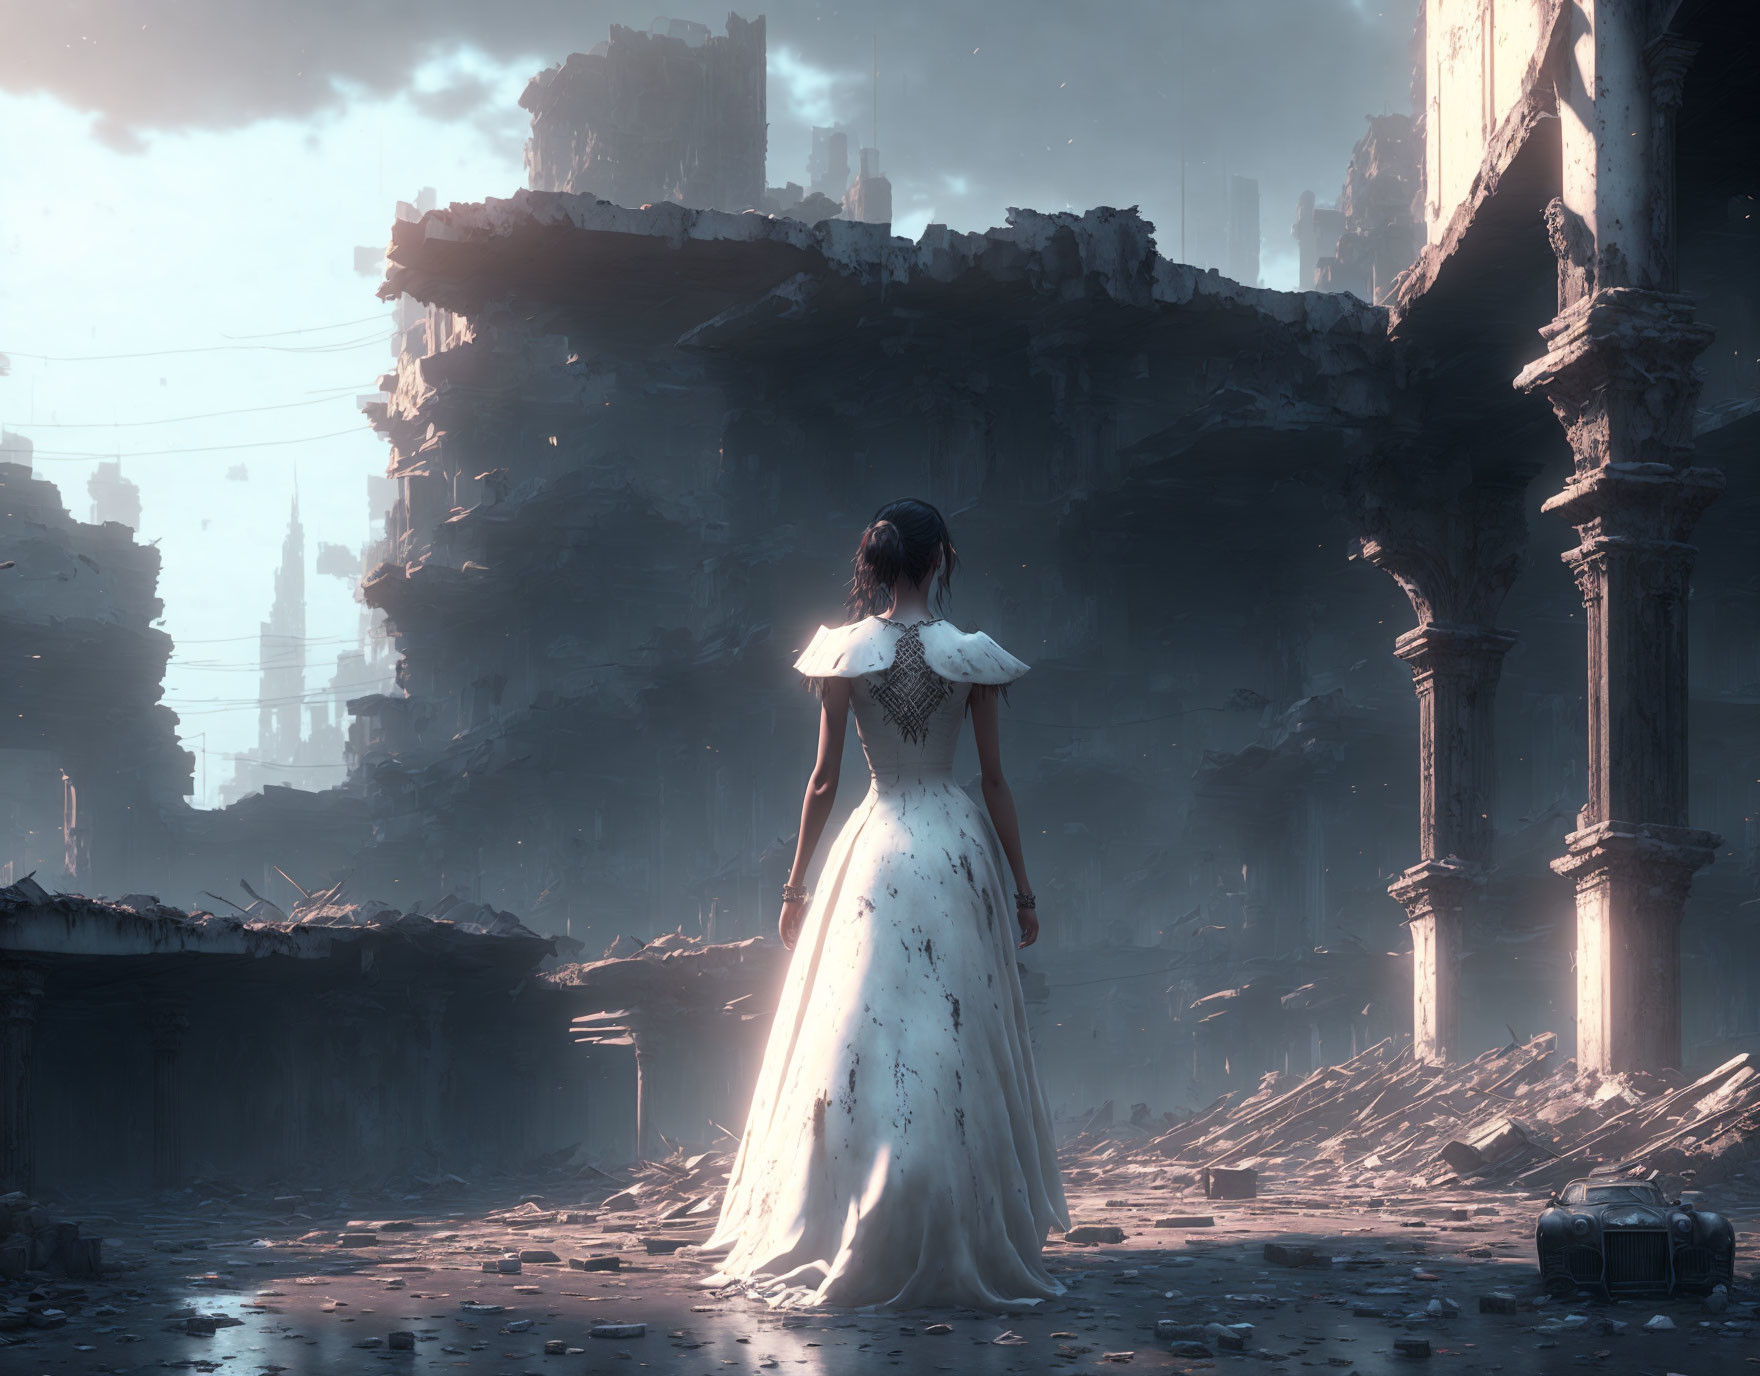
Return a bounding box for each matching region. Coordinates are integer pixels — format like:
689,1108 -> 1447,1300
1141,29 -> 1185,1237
860,519 -> 905,587
846,500 -> 959,618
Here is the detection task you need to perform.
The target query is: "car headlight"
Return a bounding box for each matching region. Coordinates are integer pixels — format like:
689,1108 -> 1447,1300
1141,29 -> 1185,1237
1571,1215 -> 1591,1237
1672,1213 -> 1693,1235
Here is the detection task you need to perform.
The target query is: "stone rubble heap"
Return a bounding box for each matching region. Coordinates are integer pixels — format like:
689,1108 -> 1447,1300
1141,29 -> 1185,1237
1058,1034 -> 1760,1200
0,1193 -> 102,1282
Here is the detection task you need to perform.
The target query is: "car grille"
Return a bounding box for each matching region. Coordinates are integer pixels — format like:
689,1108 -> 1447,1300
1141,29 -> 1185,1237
1564,1245 -> 1602,1283
1674,1245 -> 1733,1289
1604,1230 -> 1669,1289
1676,1246 -> 1714,1286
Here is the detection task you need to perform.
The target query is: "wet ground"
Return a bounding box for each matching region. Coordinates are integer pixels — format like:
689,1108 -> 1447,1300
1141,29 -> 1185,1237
4,1175 -> 1757,1375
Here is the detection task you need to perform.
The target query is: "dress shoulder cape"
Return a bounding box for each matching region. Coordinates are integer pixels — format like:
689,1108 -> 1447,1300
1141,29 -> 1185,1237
792,618 -> 1029,685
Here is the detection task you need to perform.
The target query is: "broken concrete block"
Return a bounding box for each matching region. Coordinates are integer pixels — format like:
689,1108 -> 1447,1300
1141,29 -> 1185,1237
589,1322 -> 646,1339
1643,1315 -> 1676,1331
569,1255 -> 621,1271
1393,1337 -> 1431,1357
1155,1215 -> 1214,1228
1168,1341 -> 1212,1358
518,1248 -> 560,1263
1436,1140 -> 1484,1175
1203,1322 -> 1251,1350
1064,1224 -> 1126,1244
544,1338 -> 567,1354
1479,1292 -> 1519,1314
338,1231 -> 378,1247
1155,1321 -> 1207,1341
388,1331 -> 416,1350
1263,1242 -> 1320,1267
643,1237 -> 690,1254
1201,1166 -> 1257,1199
1466,1117 -> 1533,1163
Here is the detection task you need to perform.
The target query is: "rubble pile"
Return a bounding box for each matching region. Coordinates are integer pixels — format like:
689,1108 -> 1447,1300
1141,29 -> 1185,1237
0,1193 -> 101,1281
577,1142 -> 738,1242
1059,1034 -> 1760,1198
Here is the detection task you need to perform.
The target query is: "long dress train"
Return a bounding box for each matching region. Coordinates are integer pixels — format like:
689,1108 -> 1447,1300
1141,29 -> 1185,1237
698,616 -> 1069,1310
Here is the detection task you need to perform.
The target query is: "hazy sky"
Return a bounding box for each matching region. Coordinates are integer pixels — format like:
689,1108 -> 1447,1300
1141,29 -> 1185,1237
0,1 -> 1412,807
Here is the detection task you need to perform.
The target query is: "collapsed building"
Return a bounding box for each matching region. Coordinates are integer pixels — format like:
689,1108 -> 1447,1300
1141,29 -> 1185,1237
521,15 -> 767,214
0,446 -> 192,887
1,1 -> 1757,1197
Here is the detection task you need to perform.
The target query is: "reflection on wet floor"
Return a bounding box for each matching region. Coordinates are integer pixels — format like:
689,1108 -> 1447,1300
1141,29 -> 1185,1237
3,1179 -> 1756,1375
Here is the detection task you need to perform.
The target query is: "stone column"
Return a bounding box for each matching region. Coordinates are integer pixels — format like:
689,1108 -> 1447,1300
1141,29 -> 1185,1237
1519,294 -> 1722,1073
1382,624 -> 1516,1063
1355,475 -> 1531,1063
1516,9 -> 1721,1074
0,962 -> 47,1193
148,1003 -> 189,1190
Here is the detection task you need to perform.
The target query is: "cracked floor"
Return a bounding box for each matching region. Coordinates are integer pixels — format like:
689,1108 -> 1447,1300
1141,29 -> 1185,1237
4,1176 -> 1757,1375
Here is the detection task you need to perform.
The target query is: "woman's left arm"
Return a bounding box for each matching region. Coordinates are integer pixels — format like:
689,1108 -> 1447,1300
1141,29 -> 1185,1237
970,684 -> 1040,948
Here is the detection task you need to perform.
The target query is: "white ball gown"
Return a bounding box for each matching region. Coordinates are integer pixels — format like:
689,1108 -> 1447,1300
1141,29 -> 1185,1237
699,615 -> 1069,1310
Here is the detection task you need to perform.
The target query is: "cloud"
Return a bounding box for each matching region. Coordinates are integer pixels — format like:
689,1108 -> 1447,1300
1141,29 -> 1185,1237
3,2 -> 1417,277
771,44 -> 859,128
407,71 -> 499,123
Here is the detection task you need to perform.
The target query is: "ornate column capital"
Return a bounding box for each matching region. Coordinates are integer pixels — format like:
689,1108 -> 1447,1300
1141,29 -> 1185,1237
1516,288 -> 1716,475
1392,622 -> 1519,677
1543,463 -> 1725,570
1550,819 -> 1721,888
1387,856 -> 1484,915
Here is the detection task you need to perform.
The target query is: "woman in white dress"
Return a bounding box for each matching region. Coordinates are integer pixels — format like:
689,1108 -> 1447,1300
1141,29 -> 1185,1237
700,498 -> 1069,1310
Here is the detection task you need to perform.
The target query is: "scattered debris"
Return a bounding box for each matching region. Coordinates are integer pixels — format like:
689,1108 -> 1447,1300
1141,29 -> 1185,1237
1063,1224 -> 1126,1245
1201,1166 -> 1258,1199
0,1193 -> 102,1280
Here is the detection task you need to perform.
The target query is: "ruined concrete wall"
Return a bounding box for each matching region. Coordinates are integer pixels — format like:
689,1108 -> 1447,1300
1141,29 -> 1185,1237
3,887 -> 632,1189
520,15 -> 766,213
30,969 -> 619,1191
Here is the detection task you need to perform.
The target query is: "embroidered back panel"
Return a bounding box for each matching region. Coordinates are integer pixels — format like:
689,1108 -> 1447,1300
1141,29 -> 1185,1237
865,623 -> 953,744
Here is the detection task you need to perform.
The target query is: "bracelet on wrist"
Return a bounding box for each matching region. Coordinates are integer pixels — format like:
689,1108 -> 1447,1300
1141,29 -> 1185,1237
1014,890 -> 1036,910
781,883 -> 812,905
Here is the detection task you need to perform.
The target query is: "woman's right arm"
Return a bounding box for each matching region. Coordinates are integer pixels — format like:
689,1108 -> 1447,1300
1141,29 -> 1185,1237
780,677 -> 850,949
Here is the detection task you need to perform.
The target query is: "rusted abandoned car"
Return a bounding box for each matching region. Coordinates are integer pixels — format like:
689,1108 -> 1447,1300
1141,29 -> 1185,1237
1536,1178 -> 1735,1295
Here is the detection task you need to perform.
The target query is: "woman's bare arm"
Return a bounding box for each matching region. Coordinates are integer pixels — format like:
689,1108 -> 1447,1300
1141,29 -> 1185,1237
969,685 -> 1039,948
780,677 -> 850,949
